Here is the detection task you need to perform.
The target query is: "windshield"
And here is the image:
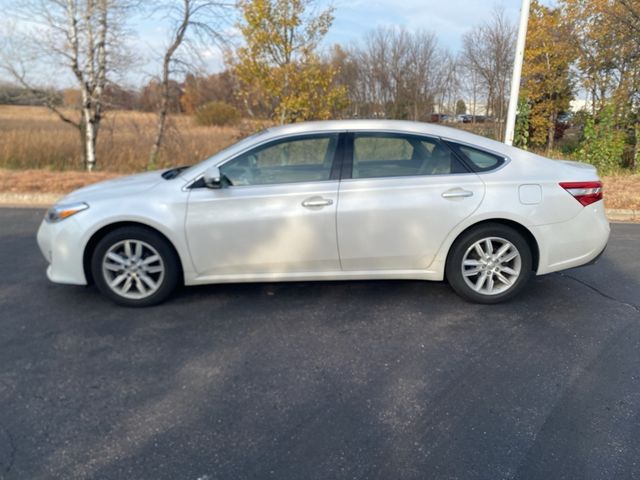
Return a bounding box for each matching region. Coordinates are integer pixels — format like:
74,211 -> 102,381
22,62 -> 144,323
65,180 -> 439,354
177,128 -> 271,179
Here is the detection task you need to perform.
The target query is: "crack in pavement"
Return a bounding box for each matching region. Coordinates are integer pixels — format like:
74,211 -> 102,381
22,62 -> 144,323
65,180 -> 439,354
558,272 -> 640,314
0,422 -> 16,477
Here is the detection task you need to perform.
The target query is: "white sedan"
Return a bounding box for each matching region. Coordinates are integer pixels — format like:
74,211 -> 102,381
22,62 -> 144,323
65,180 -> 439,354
37,120 -> 610,306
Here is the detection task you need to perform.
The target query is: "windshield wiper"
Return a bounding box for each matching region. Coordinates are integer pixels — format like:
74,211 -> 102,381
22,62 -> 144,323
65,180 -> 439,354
162,166 -> 191,180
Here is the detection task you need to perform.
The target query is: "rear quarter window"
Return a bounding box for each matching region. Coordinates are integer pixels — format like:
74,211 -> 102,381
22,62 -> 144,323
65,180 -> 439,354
447,143 -> 506,172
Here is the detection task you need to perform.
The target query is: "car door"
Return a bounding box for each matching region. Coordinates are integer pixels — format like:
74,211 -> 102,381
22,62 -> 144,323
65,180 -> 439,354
336,131 -> 485,271
185,133 -> 343,278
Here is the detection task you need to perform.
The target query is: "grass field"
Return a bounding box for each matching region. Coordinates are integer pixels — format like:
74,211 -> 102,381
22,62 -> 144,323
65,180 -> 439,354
0,105 -> 248,172
0,105 -> 638,210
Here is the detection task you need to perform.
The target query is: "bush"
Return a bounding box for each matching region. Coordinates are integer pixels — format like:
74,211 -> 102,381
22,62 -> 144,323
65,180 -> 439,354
577,104 -> 626,175
194,101 -> 240,127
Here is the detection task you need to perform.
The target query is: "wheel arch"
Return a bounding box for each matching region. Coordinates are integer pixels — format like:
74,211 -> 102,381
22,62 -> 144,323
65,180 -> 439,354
83,221 -> 184,285
444,218 -> 540,276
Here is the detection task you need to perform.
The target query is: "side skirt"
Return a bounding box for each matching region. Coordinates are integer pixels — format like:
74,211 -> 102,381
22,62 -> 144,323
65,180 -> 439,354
185,269 -> 444,286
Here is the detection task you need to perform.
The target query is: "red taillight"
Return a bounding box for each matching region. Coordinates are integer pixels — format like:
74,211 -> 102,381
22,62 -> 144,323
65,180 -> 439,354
559,181 -> 603,206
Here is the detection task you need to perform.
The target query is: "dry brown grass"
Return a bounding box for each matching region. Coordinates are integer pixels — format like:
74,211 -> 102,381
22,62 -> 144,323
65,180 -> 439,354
0,105 -> 638,211
602,175 -> 640,210
0,105 -> 253,173
0,168 -> 120,194
1,169 -> 637,212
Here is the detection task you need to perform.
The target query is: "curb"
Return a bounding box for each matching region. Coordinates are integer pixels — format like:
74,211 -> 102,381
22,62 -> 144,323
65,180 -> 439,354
0,192 -> 638,223
0,193 -> 63,208
605,208 -> 639,222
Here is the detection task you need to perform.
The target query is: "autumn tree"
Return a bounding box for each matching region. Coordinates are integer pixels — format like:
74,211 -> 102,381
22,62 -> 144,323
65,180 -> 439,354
561,0 -> 622,113
327,44 -> 361,117
561,0 -> 640,169
618,0 -> 640,35
180,71 -> 238,114
232,0 -> 347,124
139,80 -> 182,113
521,0 -> 575,152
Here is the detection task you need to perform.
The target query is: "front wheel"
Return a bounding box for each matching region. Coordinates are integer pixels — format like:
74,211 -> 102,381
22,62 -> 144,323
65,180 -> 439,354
445,223 -> 532,304
91,226 -> 180,307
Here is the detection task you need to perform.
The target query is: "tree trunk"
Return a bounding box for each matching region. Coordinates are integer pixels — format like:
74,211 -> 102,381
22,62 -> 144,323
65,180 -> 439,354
280,69 -> 289,124
148,0 -> 190,170
81,85 -> 98,171
546,112 -> 556,154
634,122 -> 640,172
149,96 -> 169,169
83,109 -> 98,172
244,98 -> 255,118
78,119 -> 88,168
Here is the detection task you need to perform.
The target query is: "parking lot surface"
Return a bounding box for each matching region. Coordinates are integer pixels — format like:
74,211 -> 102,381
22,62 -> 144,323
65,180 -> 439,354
0,208 -> 639,479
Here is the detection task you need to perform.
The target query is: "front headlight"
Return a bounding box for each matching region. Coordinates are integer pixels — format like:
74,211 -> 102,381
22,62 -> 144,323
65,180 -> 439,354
45,202 -> 89,223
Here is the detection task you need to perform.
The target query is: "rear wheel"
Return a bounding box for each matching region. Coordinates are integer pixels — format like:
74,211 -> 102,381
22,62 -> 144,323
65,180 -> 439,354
446,223 -> 532,304
91,226 -> 180,307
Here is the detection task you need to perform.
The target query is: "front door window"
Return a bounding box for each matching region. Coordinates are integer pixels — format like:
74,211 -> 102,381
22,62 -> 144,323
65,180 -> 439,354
220,134 -> 339,186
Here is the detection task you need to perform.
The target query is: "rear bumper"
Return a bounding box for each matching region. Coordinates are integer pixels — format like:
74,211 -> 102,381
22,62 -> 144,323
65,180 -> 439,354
584,243 -> 607,267
533,200 -> 610,275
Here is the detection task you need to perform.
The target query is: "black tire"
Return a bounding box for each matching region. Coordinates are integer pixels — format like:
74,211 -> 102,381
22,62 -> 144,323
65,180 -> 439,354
91,226 -> 180,307
445,223 -> 532,304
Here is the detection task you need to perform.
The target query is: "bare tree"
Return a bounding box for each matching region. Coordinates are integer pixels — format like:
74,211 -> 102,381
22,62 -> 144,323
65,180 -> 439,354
343,27 -> 446,120
147,0 -> 230,169
405,30 -> 443,119
462,7 -> 515,139
459,53 -> 482,121
437,50 -> 461,115
1,0 -> 133,171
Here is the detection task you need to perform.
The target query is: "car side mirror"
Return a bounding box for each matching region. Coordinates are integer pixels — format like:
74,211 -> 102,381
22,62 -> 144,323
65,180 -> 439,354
203,166 -> 224,189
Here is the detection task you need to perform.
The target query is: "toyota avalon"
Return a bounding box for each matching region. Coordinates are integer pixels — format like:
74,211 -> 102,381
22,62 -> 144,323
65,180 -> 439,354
37,120 -> 610,306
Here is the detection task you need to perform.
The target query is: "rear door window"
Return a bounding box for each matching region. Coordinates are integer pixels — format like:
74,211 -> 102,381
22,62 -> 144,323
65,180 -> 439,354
351,133 -> 468,179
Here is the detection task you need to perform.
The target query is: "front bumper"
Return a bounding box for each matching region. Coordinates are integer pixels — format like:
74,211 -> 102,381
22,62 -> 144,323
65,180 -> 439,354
37,217 -> 88,285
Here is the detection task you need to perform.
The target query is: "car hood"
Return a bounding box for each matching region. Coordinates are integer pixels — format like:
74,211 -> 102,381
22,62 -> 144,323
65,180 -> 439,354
61,170 -> 168,203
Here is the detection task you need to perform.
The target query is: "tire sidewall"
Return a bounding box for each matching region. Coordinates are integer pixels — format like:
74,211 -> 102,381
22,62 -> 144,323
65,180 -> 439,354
91,226 -> 180,307
446,223 -> 532,304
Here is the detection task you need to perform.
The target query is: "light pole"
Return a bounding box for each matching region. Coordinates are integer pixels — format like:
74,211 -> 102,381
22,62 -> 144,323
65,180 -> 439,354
504,0 -> 531,146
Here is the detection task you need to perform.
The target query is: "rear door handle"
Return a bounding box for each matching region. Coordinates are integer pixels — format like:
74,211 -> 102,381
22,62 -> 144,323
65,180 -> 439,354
302,197 -> 333,208
442,189 -> 474,199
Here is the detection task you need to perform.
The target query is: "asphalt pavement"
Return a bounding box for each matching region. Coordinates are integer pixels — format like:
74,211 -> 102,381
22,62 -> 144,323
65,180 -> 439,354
0,208 -> 639,480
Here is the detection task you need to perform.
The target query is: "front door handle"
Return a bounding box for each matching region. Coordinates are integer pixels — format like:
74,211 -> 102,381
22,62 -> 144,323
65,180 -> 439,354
442,189 -> 474,199
302,197 -> 333,208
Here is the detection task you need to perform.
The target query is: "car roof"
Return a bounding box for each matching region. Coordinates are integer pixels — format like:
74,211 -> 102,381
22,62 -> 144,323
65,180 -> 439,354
262,119 -> 514,157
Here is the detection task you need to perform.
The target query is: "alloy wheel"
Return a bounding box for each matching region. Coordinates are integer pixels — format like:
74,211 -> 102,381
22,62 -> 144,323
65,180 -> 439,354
101,239 -> 165,300
460,236 -> 522,296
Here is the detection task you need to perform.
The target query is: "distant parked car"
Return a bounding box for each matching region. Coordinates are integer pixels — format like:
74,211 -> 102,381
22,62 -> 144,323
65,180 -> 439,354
38,120 -> 609,306
554,112 -> 573,140
556,112 -> 572,127
429,113 -> 450,123
463,115 -> 488,123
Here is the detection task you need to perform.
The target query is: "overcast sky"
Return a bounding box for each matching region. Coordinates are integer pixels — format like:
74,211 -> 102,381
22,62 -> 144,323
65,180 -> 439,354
0,0 -> 557,88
